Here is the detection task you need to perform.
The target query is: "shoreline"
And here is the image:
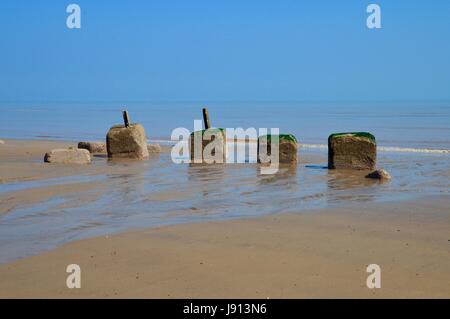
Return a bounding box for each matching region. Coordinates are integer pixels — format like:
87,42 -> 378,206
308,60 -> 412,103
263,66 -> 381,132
2,137 -> 449,154
0,195 -> 449,298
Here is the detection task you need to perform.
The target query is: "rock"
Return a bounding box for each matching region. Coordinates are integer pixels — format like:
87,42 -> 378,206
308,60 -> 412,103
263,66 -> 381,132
190,128 -> 227,163
0,140 -> 4,145
366,169 -> 391,180
106,124 -> 149,159
44,148 -> 91,164
258,134 -> 298,165
78,141 -> 106,153
147,143 -> 161,153
328,132 -> 376,170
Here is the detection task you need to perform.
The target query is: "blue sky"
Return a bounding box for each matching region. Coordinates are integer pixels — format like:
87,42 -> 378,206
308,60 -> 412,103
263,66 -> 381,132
0,0 -> 449,102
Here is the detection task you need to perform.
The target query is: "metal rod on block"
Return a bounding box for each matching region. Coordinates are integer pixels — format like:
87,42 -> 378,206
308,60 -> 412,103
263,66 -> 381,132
123,110 -> 130,127
202,107 -> 211,130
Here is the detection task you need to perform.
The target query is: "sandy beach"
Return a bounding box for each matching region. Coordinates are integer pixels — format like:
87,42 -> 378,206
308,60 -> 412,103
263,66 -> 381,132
0,139 -> 449,298
0,196 -> 449,298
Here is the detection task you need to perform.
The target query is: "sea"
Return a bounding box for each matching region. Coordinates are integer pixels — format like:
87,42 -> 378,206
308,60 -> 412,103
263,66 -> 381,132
1,100 -> 449,152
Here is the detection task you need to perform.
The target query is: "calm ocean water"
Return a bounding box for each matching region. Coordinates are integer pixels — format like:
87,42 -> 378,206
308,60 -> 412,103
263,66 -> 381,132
1,101 -> 449,151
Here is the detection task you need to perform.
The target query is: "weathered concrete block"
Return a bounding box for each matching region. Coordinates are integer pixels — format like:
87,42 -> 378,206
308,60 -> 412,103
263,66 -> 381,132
189,128 -> 227,163
44,148 -> 91,164
147,143 -> 161,153
366,169 -> 391,180
78,141 -> 106,153
106,124 -> 149,159
257,134 -> 298,165
328,132 -> 376,170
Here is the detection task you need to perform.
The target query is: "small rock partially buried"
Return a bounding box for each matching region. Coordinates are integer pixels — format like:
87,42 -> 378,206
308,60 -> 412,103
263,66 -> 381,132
78,141 -> 106,153
147,144 -> 161,153
44,148 -> 91,164
366,169 -> 391,180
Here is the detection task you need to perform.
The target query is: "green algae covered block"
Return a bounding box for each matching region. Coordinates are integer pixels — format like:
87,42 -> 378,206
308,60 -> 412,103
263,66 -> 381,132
329,132 -> 376,144
257,134 -> 298,165
328,132 -> 376,170
189,128 -> 227,163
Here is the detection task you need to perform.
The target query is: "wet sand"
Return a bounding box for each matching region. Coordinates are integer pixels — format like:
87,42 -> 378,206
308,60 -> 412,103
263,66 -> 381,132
0,197 -> 449,298
0,139 -> 170,184
0,139 -> 449,298
0,139 -> 168,216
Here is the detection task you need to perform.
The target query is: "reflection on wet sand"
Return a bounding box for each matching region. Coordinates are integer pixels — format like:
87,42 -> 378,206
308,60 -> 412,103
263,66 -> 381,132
106,159 -> 150,196
327,169 -> 373,190
326,169 -> 378,203
187,163 -> 227,198
254,165 -> 300,211
187,163 -> 226,182
257,164 -> 298,186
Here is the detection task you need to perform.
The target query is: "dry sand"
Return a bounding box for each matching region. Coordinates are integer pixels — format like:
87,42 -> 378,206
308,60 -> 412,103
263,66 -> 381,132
0,139 -> 449,298
0,197 -> 449,298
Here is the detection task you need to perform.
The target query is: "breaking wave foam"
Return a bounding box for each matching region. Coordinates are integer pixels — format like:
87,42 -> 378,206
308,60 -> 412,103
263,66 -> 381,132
300,143 -> 450,154
148,139 -> 450,154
